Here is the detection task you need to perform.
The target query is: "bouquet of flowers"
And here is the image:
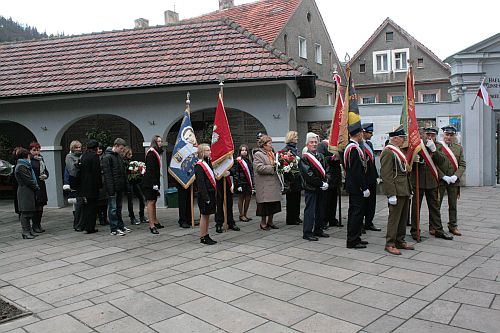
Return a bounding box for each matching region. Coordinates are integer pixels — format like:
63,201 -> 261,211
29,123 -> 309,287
128,161 -> 146,182
276,151 -> 300,175
0,159 -> 13,176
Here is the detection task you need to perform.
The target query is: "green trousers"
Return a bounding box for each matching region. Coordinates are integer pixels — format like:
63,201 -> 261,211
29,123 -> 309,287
386,196 -> 410,247
411,187 -> 443,237
439,184 -> 459,229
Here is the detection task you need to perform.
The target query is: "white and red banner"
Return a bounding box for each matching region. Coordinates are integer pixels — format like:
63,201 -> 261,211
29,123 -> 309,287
344,142 -> 365,167
237,157 -> 253,188
196,160 -> 216,189
211,93 -> 234,179
303,152 -> 326,178
418,140 -> 439,181
384,144 -> 408,170
439,142 -> 458,172
477,79 -> 494,108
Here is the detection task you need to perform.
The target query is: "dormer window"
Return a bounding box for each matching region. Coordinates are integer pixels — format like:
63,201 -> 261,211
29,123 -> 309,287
386,31 -> 393,42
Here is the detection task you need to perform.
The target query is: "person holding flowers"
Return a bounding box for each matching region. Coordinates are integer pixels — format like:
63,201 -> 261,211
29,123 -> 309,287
279,131 -> 302,225
124,147 -> 147,225
233,144 -> 254,222
142,135 -> 164,234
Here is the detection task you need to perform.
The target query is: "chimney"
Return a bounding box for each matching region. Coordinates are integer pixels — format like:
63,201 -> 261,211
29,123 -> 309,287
134,18 -> 149,29
164,10 -> 179,25
219,0 -> 234,10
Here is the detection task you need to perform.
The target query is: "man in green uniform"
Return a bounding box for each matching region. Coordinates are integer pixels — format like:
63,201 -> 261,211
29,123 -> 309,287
437,125 -> 466,236
410,127 -> 453,241
380,126 -> 414,255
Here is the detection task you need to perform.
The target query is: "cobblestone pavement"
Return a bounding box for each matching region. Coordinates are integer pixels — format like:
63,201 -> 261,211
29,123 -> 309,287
0,187 -> 499,333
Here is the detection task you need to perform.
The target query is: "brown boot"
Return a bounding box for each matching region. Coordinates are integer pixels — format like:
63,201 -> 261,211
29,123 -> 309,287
396,243 -> 415,250
384,246 -> 401,255
449,228 -> 462,236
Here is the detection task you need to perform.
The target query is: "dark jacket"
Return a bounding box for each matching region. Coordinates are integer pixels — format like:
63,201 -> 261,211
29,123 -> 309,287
281,143 -> 302,193
317,140 -> 342,187
195,159 -> 216,202
142,148 -> 161,190
345,140 -> 368,195
14,160 -> 39,212
299,150 -> 326,192
30,155 -> 49,206
362,140 -> 379,185
233,156 -> 254,193
101,147 -> 127,196
78,150 -> 102,198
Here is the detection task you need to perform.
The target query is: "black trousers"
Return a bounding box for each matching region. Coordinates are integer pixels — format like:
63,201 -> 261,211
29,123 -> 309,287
73,198 -> 84,230
216,182 -> 235,226
126,182 -> 145,219
81,197 -> 98,232
177,185 -> 192,225
323,186 -> 338,224
303,190 -> 324,236
363,183 -> 377,227
285,191 -> 301,224
347,194 -> 364,246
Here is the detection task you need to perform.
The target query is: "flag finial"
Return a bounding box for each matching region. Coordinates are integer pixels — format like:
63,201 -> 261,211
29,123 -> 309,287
186,92 -> 191,106
344,53 -> 351,63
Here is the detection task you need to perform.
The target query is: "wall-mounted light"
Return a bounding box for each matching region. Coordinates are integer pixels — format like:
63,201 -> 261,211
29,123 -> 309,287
273,114 -> 281,119
41,126 -> 48,131
148,120 -> 156,126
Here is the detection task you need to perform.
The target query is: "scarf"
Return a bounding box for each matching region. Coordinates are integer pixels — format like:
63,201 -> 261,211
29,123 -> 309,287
32,154 -> 47,175
266,151 -> 275,165
18,159 -> 37,184
286,142 -> 298,156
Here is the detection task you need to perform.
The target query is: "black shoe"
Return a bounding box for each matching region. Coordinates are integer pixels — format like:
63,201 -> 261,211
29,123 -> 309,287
216,225 -> 223,233
347,243 -> 367,249
286,221 -> 299,225
140,216 -> 149,224
267,224 -> 279,229
205,234 -> 217,244
314,232 -> 330,238
154,223 -> 165,229
29,232 -> 38,237
180,222 -> 191,229
297,218 -> 303,224
365,225 -> 381,231
435,232 -> 453,240
411,235 -> 427,242
74,228 -> 83,232
200,235 -> 217,245
229,224 -> 241,231
360,240 -> 369,245
32,226 -> 44,233
322,225 -> 329,230
303,235 -> 319,241
130,217 -> 141,225
337,222 -> 344,227
149,227 -> 159,234
84,229 -> 99,234
361,227 -> 366,234
22,233 -> 35,239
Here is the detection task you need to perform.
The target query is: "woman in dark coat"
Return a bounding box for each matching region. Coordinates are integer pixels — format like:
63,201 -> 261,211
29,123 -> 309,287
29,142 -> 49,233
194,143 -> 217,245
96,143 -> 109,225
14,148 -> 39,239
142,135 -> 163,234
123,146 -> 146,225
281,131 -> 303,225
78,140 -> 102,234
233,144 -> 254,222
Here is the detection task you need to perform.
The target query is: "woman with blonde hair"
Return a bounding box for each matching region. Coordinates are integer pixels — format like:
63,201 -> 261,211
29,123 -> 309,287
253,135 -> 282,230
194,143 -> 217,245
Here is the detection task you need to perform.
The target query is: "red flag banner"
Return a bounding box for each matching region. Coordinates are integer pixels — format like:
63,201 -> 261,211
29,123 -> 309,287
328,73 -> 344,153
477,79 -> 494,108
401,65 -> 421,171
211,93 -> 234,179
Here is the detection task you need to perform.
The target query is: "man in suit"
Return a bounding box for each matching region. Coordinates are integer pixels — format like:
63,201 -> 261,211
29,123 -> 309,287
380,126 -> 414,255
344,123 -> 370,249
437,125 -> 466,236
410,127 -> 453,241
361,123 -> 381,232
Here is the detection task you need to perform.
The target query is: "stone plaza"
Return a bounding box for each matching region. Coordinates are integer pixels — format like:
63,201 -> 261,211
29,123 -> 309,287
0,187 -> 499,333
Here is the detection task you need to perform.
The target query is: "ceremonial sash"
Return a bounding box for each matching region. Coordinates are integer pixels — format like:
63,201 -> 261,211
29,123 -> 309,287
304,152 -> 325,178
363,141 -> 374,162
197,160 -> 216,189
344,142 -> 365,167
419,140 -> 439,181
237,157 -> 253,188
147,147 -> 161,166
439,141 -> 458,171
384,144 -> 408,172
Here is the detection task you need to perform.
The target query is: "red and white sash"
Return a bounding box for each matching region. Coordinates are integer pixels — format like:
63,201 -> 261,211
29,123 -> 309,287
439,142 -> 458,171
197,160 -> 216,189
303,152 -> 325,178
363,141 -> 374,162
147,147 -> 161,166
419,140 -> 439,181
344,142 -> 365,167
383,144 -> 408,171
237,157 -> 253,188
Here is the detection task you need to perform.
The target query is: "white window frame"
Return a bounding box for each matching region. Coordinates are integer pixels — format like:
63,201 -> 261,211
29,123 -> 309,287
315,43 -> 322,64
299,36 -> 307,59
418,89 -> 441,103
359,94 -> 377,104
326,92 -> 333,106
373,50 -> 390,74
388,93 -> 404,104
392,48 -> 409,72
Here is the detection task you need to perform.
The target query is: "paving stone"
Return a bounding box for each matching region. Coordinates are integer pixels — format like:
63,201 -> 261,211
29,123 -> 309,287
322,247 -> 385,262
415,299 -> 460,324
1,260 -> 69,281
95,316 -> 157,333
290,291 -> 384,326
440,287 -> 494,307
455,276 -> 500,294
343,287 -> 406,311
178,297 -> 267,333
389,298 -> 430,319
451,304 -> 500,333
467,259 -> 500,281
364,315 -> 405,333
255,253 -> 298,266
74,256 -> 151,279
379,267 -> 440,286
23,314 -> 92,333
284,260 -> 358,281
232,259 -> 292,278
151,313 -> 220,333
206,267 -> 255,283
292,313 -> 361,333
411,252 -> 464,266
23,274 -> 86,295
207,250 -> 245,261
52,290 -> 105,307
170,257 -> 222,272
235,275 -> 308,301
375,256 -> 451,275
446,255 -> 488,278
177,275 -> 252,302
346,273 -> 422,297
322,256 -> 390,274
118,256 -> 190,278
0,316 -> 40,333
37,300 -> 94,319
277,271 -> 358,297
393,318 -> 478,333
145,283 -> 203,306
71,302 -> 127,328
491,295 -> 500,310
276,247 -> 333,263
121,268 -> 180,287
413,276 -> 460,301
247,321 -> 301,333
13,295 -> 54,313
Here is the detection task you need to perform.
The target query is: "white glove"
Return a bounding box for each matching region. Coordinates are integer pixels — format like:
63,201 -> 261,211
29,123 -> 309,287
409,194 -> 413,200
363,189 -> 370,198
153,185 -> 159,191
376,178 -> 382,184
442,176 -> 451,185
450,175 -> 458,183
320,182 -> 329,191
63,184 -> 71,191
223,171 -> 230,177
388,196 -> 397,205
230,184 -> 234,193
426,139 -> 437,152
237,187 -> 243,192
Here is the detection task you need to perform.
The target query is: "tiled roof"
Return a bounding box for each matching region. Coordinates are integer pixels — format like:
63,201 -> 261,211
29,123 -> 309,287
185,0 -> 300,43
0,18 -> 313,99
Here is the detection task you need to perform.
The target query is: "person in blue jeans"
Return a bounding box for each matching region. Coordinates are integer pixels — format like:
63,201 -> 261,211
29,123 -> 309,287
101,138 -> 131,236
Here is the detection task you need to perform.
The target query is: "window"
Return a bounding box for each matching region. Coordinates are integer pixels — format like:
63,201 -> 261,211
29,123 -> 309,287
307,12 -> 311,22
327,93 -> 333,106
315,44 -> 322,64
389,94 -> 404,103
386,31 -> 393,42
284,34 -> 288,54
418,89 -> 440,103
360,95 -> 376,104
422,93 -> 437,103
299,36 -> 307,59
373,50 -> 390,73
417,58 -> 424,68
359,63 -> 366,73
392,48 -> 409,72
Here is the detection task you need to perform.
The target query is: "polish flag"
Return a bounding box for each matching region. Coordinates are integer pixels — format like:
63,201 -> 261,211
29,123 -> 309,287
477,80 -> 494,108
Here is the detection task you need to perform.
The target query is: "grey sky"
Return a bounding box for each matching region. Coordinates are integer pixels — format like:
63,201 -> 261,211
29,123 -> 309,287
2,0 -> 499,60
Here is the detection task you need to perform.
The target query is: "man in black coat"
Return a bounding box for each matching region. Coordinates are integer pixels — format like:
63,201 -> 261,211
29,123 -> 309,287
345,123 -> 371,249
361,123 -> 381,232
78,140 -> 102,234
299,132 -> 329,241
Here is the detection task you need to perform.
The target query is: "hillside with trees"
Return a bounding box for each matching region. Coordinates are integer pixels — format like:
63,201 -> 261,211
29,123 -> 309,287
0,16 -> 53,42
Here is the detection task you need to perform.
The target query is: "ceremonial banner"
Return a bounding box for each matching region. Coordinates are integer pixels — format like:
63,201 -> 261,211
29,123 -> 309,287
168,108 -> 198,189
328,73 -> 344,153
338,66 -> 361,150
400,65 -> 421,171
211,93 -> 234,179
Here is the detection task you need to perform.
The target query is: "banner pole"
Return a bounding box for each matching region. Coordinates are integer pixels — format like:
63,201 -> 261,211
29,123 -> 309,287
416,164 -> 421,242
223,179 -> 228,232
191,185 -> 195,229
